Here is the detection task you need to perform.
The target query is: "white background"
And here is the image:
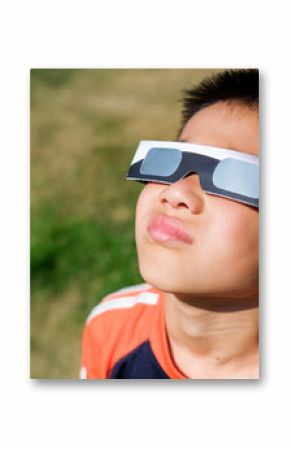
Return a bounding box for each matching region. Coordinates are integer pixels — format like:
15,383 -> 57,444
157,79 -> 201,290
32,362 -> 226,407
0,0 -> 289,447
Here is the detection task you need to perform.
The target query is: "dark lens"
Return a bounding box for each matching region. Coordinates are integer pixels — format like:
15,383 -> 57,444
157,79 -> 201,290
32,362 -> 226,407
213,158 -> 259,198
140,147 -> 182,177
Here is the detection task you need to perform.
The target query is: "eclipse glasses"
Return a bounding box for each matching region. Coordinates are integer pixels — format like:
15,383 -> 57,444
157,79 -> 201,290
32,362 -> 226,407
126,141 -> 259,208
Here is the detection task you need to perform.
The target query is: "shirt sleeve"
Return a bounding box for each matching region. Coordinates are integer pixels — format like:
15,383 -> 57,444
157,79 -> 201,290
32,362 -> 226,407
80,319 -> 106,379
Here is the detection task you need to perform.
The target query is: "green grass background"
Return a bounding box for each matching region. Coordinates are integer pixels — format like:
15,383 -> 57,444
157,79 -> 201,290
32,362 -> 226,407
30,68 -> 221,378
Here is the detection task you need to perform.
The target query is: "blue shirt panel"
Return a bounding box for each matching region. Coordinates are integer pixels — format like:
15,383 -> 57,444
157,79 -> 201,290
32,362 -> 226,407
109,340 -> 170,379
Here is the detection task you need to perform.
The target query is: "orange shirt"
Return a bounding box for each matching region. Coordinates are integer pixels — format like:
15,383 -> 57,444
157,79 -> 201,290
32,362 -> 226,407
80,283 -> 187,379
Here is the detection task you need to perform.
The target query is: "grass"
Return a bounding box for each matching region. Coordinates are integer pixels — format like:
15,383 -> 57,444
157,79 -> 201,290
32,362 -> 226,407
30,68 -> 221,378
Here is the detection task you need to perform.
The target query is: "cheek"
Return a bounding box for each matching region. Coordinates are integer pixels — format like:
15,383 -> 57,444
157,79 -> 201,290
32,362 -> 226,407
210,203 -> 259,258
204,202 -> 259,294
135,183 -> 161,217
135,186 -> 154,237
136,187 -> 149,221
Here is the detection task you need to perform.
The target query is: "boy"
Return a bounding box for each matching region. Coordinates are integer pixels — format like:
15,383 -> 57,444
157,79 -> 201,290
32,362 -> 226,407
80,69 -> 259,379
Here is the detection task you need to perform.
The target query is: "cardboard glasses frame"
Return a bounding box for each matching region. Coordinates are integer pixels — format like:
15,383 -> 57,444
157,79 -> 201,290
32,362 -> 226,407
126,141 -> 259,208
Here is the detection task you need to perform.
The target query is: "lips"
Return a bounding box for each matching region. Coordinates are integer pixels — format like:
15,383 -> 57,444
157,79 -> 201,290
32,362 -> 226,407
147,214 -> 193,244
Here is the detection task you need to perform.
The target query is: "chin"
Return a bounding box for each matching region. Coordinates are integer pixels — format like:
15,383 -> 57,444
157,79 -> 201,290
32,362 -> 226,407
138,262 -> 190,294
139,262 -> 256,300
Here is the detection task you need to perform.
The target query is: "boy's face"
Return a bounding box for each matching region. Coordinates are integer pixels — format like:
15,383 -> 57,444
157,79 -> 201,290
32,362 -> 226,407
135,101 -> 259,300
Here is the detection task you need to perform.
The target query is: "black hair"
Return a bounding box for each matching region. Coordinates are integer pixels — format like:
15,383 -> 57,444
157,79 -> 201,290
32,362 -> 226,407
179,69 -> 259,135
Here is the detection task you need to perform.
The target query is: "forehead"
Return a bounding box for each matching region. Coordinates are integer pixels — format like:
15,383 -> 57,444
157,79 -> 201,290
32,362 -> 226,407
180,101 -> 259,157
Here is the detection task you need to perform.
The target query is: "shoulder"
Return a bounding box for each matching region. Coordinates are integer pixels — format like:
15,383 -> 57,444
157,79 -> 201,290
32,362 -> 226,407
81,283 -> 162,378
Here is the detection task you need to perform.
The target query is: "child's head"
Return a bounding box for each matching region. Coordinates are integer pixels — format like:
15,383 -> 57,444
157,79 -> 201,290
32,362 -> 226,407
134,69 -> 259,302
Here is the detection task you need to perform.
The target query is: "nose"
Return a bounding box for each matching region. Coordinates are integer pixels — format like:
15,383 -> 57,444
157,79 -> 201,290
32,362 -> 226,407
159,173 -> 205,214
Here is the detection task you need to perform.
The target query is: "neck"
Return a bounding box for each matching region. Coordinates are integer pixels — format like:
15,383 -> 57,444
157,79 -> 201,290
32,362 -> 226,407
165,292 -> 259,378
